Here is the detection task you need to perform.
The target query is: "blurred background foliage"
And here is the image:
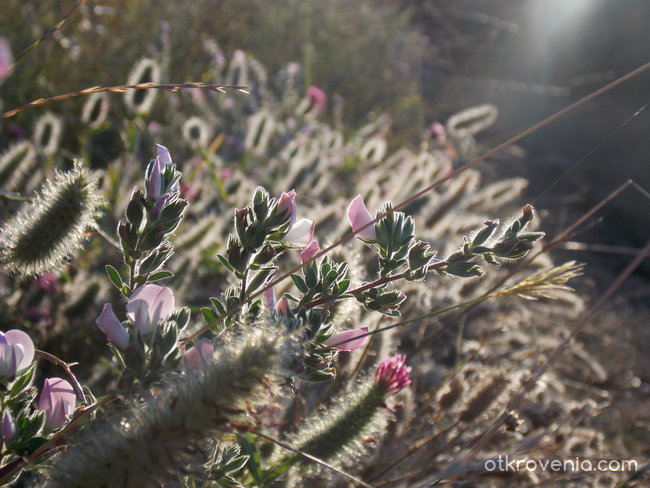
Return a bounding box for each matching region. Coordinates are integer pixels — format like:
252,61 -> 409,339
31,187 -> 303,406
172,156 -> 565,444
1,0 -> 650,484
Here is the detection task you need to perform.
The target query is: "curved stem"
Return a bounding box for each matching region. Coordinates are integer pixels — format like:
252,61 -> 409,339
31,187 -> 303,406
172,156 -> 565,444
34,350 -> 86,406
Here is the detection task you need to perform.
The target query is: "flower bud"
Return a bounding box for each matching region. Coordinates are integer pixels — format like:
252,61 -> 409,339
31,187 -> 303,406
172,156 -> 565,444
276,190 -> 297,228
347,195 -> 376,240
1,409 -> 16,444
95,304 -> 129,349
127,284 -> 175,335
0,329 -> 35,379
38,377 -> 76,431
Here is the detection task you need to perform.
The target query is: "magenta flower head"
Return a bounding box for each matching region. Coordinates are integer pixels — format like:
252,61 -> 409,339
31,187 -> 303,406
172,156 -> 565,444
95,304 -> 129,349
0,330 -> 35,379
324,327 -> 368,352
277,190 -> 298,228
1,409 -> 16,444
374,355 -> 411,394
180,339 -> 214,370
0,37 -> 13,85
127,284 -> 175,335
300,240 -> 320,265
307,85 -> 327,114
347,195 -> 376,240
38,378 -> 76,431
284,218 -> 314,247
429,121 -> 447,143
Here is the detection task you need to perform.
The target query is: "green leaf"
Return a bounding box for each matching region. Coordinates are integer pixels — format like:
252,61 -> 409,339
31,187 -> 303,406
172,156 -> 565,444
201,307 -> 218,325
147,270 -> 174,282
217,254 -> 236,274
237,433 -> 263,485
290,274 -> 309,293
210,297 -> 226,316
105,265 -> 123,289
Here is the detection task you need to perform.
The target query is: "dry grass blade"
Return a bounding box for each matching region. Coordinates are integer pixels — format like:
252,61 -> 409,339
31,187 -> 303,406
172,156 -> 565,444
493,261 -> 585,300
11,0 -> 91,66
0,83 -> 250,119
465,238 -> 650,464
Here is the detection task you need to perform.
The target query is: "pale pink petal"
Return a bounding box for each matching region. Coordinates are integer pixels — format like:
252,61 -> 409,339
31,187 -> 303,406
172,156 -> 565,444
96,304 -> 129,349
127,284 -> 175,334
284,218 -> 314,247
324,327 -> 369,351
347,195 -> 376,240
4,330 -> 34,373
300,240 -> 320,265
181,339 -> 214,370
38,377 -> 76,430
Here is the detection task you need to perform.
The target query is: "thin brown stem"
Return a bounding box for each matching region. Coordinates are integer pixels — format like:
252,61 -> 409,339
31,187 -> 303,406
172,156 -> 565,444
1,82 -> 249,119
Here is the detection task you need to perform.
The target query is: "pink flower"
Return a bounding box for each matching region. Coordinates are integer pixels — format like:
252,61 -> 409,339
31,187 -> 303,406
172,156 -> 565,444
277,190 -> 297,228
324,327 -> 369,351
284,218 -> 314,247
1,409 -> 16,444
180,339 -> 214,370
0,330 -> 35,379
300,240 -> 320,265
347,195 -> 376,240
307,86 -> 327,114
95,304 -> 129,349
374,355 -> 411,394
0,37 -> 13,85
127,284 -> 175,335
38,378 -> 76,431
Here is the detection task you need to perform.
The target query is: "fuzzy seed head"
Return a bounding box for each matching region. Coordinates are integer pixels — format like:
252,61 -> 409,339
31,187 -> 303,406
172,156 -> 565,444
0,162 -> 102,275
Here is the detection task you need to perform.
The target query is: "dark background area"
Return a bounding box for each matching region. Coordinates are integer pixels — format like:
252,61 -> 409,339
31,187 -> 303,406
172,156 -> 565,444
407,0 -> 650,300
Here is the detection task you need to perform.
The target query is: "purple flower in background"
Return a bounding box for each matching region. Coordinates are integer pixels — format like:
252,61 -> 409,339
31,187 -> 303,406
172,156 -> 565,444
1,409 -> 16,444
429,121 -> 447,143
180,339 -> 214,370
307,86 -> 327,114
374,355 -> 411,394
324,327 -> 369,351
284,218 -> 314,247
263,285 -> 276,312
36,272 -> 58,295
95,304 -> 129,349
347,195 -> 376,240
0,330 -> 35,379
0,37 -> 13,85
38,378 -> 76,430
300,240 -> 320,265
127,284 -> 175,335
